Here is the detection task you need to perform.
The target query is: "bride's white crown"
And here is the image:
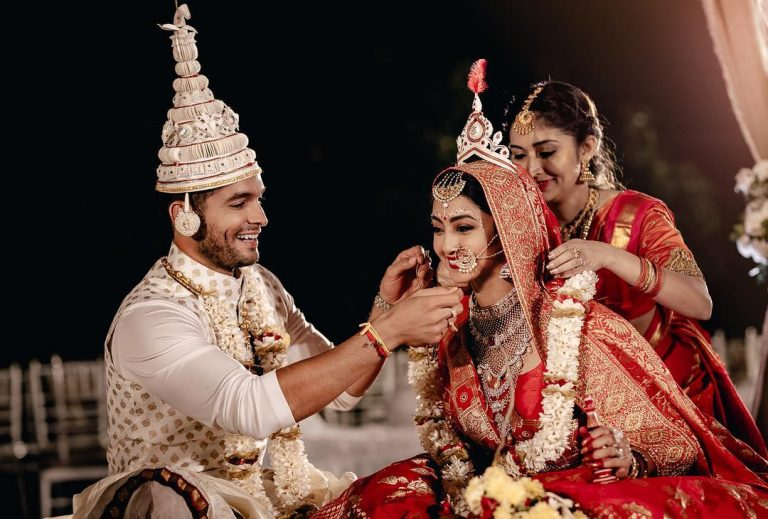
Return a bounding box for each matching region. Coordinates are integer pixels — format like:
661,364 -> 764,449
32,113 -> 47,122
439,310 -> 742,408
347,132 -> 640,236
455,60 -> 517,173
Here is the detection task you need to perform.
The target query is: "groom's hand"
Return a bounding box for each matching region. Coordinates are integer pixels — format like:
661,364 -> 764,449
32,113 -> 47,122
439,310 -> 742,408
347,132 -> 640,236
378,245 -> 434,304
374,287 -> 463,347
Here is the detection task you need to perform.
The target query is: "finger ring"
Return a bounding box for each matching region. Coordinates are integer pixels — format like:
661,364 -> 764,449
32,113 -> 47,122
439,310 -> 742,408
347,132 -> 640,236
579,257 -> 586,267
611,428 -> 624,444
616,446 -> 625,459
573,248 -> 581,258
450,308 -> 458,319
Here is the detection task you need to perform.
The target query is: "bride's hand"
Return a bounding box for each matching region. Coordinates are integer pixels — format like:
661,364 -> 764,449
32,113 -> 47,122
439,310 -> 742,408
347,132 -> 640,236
579,425 -> 633,480
378,246 -> 433,304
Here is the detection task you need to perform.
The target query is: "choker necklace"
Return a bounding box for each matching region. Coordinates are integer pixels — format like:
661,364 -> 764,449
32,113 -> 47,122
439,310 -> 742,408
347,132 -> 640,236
561,187 -> 599,241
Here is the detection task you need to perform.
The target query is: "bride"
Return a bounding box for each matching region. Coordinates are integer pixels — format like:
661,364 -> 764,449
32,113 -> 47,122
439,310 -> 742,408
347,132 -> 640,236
313,61 -> 768,518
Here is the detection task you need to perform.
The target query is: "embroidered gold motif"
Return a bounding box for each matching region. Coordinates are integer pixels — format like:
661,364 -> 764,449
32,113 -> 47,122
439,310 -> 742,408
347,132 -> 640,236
378,476 -> 409,486
664,248 -> 703,277
582,309 -> 699,476
383,479 -> 433,502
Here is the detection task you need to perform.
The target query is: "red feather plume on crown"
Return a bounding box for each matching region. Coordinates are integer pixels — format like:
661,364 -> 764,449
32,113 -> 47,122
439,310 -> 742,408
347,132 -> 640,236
455,59 -> 516,171
467,59 -> 488,95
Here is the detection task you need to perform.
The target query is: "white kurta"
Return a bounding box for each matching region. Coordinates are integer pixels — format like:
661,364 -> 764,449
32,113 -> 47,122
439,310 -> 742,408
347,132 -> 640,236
74,244 -> 358,518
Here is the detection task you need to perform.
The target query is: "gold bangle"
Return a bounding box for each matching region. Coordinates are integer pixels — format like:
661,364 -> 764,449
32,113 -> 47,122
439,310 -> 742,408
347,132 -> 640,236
639,258 -> 656,293
628,453 -> 639,479
645,262 -> 664,298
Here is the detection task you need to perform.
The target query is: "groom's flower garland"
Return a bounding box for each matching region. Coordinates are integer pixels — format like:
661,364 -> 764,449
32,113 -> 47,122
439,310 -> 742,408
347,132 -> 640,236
408,271 -> 598,516
163,260 -> 312,516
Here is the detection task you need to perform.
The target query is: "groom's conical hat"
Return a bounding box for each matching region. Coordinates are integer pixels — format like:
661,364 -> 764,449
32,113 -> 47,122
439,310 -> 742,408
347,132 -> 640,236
155,4 -> 261,194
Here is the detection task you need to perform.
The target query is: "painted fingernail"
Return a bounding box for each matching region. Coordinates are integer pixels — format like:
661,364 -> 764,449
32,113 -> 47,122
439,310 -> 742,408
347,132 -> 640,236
578,426 -> 588,436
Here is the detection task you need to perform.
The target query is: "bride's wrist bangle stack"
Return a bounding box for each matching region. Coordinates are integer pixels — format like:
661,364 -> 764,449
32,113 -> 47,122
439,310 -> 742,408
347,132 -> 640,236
359,322 -> 391,359
628,451 -> 649,479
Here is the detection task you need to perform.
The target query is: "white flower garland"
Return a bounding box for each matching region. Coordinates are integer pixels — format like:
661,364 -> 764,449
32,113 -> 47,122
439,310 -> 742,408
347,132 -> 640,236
165,260 -> 312,515
408,344 -> 474,515
733,159 -> 768,276
408,271 -> 598,515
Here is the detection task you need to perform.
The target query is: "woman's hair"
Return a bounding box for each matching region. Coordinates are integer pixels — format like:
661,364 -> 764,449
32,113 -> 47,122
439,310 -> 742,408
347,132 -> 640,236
503,81 -> 622,190
433,169 -> 491,214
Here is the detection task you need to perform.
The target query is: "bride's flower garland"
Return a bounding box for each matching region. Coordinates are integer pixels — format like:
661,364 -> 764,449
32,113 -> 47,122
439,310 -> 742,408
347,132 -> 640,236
163,260 -> 312,516
408,343 -> 474,516
408,271 -> 598,516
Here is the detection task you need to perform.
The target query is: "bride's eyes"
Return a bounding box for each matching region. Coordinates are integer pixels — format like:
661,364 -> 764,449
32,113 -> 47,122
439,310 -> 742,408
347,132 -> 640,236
432,225 -> 475,234
538,150 -> 556,159
511,152 -> 526,160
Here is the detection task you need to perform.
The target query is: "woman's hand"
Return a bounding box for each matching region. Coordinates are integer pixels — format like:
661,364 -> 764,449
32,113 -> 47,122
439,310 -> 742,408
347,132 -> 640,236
378,246 -> 433,304
579,425 -> 633,480
547,239 -> 615,278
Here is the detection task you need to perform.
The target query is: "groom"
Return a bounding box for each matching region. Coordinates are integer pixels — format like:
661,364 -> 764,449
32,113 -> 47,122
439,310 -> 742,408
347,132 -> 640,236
74,5 -> 462,517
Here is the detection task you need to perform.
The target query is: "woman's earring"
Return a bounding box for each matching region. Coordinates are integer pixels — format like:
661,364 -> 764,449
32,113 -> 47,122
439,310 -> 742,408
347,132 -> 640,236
499,263 -> 512,279
578,160 -> 596,183
174,192 -> 201,236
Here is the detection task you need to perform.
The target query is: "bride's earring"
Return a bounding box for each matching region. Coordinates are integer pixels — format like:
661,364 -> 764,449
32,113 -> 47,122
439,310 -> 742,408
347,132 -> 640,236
499,263 -> 512,279
174,192 -> 201,236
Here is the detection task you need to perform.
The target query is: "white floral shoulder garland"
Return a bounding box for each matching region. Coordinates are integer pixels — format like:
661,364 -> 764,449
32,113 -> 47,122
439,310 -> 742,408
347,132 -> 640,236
408,271 -> 597,516
163,260 -> 312,516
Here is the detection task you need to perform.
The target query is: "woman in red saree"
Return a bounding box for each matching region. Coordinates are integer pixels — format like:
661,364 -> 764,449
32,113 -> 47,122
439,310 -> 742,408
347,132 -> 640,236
315,65 -> 768,518
505,81 -> 766,454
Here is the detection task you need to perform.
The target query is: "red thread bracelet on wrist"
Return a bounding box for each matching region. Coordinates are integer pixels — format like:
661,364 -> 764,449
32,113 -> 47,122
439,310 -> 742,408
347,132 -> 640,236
359,322 -> 390,359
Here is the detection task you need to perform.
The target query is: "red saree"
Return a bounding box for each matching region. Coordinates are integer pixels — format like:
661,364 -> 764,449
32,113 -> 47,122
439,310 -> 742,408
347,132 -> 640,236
315,162 -> 768,519
589,190 -> 766,455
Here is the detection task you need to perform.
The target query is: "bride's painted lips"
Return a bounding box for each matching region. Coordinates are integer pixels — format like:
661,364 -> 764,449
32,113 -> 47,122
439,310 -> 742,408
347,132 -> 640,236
536,179 -> 551,191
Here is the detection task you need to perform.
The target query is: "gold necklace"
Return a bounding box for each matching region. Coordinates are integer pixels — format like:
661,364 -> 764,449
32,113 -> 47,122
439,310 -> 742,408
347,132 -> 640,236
560,188 -> 599,241
161,258 -> 215,296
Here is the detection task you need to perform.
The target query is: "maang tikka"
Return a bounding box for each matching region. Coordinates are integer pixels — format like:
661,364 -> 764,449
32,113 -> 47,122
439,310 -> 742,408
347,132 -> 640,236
174,192 -> 201,236
512,84 -> 545,136
433,171 -> 466,208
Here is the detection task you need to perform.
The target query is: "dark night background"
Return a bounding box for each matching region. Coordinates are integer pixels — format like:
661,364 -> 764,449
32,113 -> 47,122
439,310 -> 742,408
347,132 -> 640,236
11,0 -> 766,367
